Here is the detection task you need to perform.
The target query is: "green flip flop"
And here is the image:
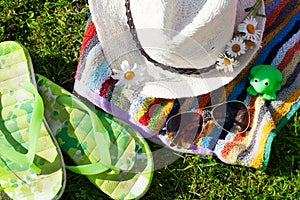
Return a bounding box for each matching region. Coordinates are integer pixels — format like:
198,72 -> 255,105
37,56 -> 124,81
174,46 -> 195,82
0,41 -> 66,199
36,74 -> 154,200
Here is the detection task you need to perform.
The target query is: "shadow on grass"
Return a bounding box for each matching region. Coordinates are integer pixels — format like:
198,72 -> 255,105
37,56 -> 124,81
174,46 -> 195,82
31,54 -> 77,92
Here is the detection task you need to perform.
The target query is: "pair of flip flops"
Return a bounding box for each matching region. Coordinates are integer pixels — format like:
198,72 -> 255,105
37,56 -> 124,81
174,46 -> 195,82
0,41 -> 153,199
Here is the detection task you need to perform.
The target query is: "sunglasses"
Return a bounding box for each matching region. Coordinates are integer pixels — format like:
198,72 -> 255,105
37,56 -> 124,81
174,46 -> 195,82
165,100 -> 250,149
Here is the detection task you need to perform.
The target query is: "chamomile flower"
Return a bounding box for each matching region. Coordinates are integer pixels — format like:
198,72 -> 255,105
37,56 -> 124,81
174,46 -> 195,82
238,16 -> 262,43
216,54 -> 239,73
226,37 -> 246,58
112,60 -> 144,89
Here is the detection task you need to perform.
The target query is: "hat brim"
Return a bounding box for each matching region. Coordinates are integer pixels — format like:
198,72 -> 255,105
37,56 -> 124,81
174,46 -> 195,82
89,0 -> 266,98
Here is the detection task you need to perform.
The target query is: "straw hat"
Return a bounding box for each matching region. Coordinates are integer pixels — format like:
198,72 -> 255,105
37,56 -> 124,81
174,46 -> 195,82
88,0 -> 266,98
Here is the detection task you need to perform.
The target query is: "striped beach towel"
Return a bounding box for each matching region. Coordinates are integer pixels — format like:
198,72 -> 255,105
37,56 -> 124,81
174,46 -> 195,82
74,0 -> 300,170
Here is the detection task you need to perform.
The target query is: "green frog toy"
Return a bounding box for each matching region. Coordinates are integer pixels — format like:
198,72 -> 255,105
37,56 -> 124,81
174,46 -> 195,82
247,65 -> 283,100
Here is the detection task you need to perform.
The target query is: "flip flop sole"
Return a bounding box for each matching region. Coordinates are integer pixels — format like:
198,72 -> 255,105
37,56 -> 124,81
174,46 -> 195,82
0,41 -> 66,200
36,74 -> 154,200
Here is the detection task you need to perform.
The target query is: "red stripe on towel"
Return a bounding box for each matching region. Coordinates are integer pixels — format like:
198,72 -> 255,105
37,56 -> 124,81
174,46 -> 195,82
139,98 -> 164,126
75,21 -> 97,78
278,40 -> 300,71
265,1 -> 290,29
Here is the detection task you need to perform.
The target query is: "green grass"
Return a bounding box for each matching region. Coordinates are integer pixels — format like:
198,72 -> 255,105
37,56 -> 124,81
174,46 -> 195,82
1,1 -> 299,199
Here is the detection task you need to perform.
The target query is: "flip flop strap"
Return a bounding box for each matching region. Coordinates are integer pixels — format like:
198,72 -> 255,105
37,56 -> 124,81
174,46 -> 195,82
66,161 -> 119,175
57,95 -> 120,175
0,82 -> 43,174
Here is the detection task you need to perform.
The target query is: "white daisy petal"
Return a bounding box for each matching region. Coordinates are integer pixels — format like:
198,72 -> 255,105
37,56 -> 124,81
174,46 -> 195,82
228,64 -> 234,72
226,37 -> 246,58
111,74 -> 123,80
124,80 -> 132,89
121,60 -> 131,71
112,69 -> 124,75
132,63 -> 138,71
216,54 -> 238,73
238,16 -> 262,44
112,61 -> 144,89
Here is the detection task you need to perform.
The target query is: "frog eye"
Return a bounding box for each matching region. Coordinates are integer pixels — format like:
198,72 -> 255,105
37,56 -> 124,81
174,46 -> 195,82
254,78 -> 259,83
264,81 -> 269,86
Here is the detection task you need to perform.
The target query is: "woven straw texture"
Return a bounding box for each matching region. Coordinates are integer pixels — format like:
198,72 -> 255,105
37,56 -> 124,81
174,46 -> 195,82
86,0 -> 265,98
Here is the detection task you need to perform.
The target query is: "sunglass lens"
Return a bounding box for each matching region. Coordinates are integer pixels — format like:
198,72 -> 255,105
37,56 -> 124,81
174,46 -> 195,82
212,101 -> 250,133
166,113 -> 203,148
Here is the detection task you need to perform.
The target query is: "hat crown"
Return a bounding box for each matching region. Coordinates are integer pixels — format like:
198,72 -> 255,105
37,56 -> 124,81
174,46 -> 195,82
130,0 -> 239,69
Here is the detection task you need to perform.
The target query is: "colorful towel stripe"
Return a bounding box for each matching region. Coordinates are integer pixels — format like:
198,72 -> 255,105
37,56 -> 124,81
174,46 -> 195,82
74,1 -> 300,170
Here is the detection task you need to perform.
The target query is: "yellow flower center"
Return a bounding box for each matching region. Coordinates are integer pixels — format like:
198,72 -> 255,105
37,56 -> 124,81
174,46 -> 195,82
124,71 -> 135,80
224,58 -> 231,65
247,24 -> 256,34
232,44 -> 241,53
245,40 -> 255,47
